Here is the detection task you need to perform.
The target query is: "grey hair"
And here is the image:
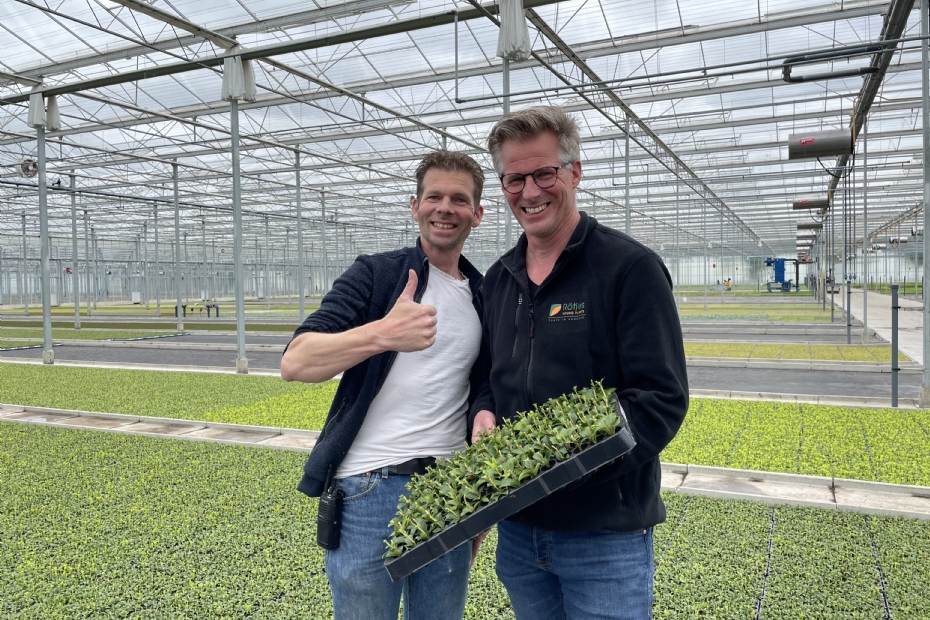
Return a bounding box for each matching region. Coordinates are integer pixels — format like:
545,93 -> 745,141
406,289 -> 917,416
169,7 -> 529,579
487,106 -> 581,175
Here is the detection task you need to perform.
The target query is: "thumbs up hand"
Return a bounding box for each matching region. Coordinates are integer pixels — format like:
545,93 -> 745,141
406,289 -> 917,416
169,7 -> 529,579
377,269 -> 437,352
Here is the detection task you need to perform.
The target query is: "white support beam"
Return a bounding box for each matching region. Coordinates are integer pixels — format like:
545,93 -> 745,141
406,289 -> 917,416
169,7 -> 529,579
105,0 -> 238,49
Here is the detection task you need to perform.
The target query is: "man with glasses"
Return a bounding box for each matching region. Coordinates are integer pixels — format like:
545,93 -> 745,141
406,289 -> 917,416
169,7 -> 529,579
282,150 -> 488,620
469,106 -> 688,619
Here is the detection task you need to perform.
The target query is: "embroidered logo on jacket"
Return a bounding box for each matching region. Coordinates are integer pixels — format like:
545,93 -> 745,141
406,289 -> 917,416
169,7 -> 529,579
549,302 -> 586,321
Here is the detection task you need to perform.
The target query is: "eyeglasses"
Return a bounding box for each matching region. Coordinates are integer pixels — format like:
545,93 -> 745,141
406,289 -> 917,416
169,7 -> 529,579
500,162 -> 572,194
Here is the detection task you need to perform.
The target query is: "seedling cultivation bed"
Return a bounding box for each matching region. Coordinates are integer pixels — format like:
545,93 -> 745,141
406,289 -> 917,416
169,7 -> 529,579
384,394 -> 636,582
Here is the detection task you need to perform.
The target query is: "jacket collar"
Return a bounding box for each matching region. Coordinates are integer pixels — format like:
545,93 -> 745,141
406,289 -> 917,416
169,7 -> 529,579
501,211 -> 595,280
414,237 -> 483,295
414,237 -> 430,267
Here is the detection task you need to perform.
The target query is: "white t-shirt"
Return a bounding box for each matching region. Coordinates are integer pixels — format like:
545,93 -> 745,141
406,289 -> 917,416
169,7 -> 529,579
336,263 -> 482,478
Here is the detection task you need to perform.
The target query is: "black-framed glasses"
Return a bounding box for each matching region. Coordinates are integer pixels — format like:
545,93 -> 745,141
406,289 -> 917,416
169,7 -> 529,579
500,162 -> 572,194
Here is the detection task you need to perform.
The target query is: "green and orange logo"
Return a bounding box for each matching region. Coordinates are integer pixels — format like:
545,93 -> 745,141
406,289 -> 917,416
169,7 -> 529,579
549,302 -> 585,320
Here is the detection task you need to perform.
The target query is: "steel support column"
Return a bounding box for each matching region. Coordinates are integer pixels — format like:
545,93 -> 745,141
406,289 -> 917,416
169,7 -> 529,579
321,191 -> 328,294
296,150 -> 305,318
143,222 -> 149,310
83,210 -> 91,316
22,213 -> 28,315
863,118 -> 870,343
503,57 -> 512,251
36,125 -> 53,363
625,115 -> 631,236
922,0 -> 930,406
202,218 -> 207,301
154,205 -> 160,315
265,215 -> 271,309
70,173 -> 80,329
173,162 -> 183,331
231,99 -> 248,374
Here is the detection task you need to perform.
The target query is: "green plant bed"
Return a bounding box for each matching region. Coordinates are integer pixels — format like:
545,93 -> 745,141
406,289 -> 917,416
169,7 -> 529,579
0,341 -> 42,349
0,319 -> 298,332
0,364 -> 334,430
0,424 -> 328,619
0,328 -> 184,341
684,342 -> 911,362
654,496 -> 770,616
6,366 -> 928,486
680,303 -> 828,312
1,303 -> 320,317
1,320 -> 178,330
860,283 -> 923,295
2,425 -> 927,619
243,304 -> 319,312
2,306 -> 155,316
185,322 -> 297,332
681,313 -> 832,322
870,516 -> 930,618
663,400 -> 930,486
764,507 -> 885,617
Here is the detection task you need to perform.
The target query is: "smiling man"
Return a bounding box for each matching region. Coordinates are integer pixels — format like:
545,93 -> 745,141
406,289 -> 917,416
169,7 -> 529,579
281,150 -> 487,620
470,106 -> 689,619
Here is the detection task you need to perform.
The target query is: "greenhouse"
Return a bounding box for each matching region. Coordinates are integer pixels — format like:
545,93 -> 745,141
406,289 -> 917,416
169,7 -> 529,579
1,0 -> 930,617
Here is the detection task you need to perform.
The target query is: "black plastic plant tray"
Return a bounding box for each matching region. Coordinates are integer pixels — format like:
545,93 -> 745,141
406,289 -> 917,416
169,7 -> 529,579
384,415 -> 636,582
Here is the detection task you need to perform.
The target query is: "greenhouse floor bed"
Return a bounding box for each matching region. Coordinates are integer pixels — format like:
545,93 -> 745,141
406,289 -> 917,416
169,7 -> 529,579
0,344 -> 286,370
1,423 -> 927,619
688,365 -> 923,400
3,405 -> 929,521
0,331 -> 294,346
150,333 -> 292,345
687,358 -> 916,374
685,331 -> 885,343
2,351 -> 918,401
681,321 -> 864,333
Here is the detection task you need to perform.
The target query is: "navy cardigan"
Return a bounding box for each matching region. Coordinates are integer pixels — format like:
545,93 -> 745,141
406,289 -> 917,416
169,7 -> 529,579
289,240 -> 488,497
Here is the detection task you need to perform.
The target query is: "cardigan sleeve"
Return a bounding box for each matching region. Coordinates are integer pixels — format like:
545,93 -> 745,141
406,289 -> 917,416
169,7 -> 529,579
287,257 -> 375,347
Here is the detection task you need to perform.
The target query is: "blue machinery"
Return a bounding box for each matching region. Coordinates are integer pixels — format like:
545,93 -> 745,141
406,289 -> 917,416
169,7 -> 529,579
765,258 -> 802,292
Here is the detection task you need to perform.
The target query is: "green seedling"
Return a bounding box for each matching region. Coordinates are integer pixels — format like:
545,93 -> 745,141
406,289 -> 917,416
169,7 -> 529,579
385,380 -> 624,558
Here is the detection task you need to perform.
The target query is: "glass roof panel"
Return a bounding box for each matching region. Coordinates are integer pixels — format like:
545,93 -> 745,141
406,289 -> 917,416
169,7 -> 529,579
1,0 -> 927,264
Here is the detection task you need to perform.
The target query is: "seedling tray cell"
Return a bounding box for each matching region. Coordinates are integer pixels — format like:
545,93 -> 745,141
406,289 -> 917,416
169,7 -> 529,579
384,419 -> 636,582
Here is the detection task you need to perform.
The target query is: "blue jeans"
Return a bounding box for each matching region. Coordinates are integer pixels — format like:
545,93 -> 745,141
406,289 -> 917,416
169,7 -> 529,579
324,471 -> 470,620
496,520 -> 654,620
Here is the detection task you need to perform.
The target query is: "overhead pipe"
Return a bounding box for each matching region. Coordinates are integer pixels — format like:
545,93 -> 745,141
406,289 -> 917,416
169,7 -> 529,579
782,44 -> 885,83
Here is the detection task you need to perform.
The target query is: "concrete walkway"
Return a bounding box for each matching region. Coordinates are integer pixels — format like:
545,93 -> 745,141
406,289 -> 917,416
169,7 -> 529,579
662,464 -> 930,521
0,403 -> 317,451
2,403 -> 928,520
0,356 -> 283,376
687,357 -> 920,373
690,387 -> 923,409
835,288 -> 926,365
687,365 -> 922,405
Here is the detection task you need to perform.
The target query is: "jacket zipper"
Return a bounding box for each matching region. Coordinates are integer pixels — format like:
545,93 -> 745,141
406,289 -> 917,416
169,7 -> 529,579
511,293 -> 522,358
525,299 -> 535,404
320,397 -> 348,438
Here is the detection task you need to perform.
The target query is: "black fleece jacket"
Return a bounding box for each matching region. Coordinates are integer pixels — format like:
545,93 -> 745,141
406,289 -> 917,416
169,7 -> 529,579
290,240 -> 488,498
470,212 -> 688,533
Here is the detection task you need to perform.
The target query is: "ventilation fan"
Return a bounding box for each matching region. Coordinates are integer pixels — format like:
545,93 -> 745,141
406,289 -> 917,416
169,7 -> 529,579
19,158 -> 38,178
